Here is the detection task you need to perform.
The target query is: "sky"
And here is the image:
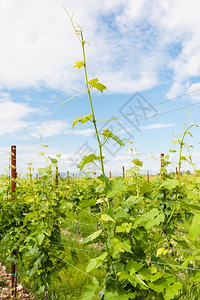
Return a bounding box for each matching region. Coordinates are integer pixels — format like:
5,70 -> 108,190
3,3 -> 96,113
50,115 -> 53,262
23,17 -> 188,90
1,0 -> 200,176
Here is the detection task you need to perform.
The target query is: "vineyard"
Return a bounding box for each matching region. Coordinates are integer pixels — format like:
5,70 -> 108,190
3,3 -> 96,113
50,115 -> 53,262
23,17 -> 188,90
1,7 -> 200,300
1,145 -> 200,299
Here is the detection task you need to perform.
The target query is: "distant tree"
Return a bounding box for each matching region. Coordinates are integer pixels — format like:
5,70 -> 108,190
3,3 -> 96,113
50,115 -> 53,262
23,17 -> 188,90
185,170 -> 191,175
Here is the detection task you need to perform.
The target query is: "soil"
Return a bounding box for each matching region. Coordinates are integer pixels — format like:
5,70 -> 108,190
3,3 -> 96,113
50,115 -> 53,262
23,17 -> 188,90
0,262 -> 33,300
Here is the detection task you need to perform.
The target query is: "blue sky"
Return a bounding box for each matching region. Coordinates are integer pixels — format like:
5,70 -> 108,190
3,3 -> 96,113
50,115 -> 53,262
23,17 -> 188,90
0,0 -> 200,175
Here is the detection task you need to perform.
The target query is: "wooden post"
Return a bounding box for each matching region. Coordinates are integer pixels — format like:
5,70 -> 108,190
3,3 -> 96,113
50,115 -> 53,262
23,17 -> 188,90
11,145 -> 17,298
175,167 -> 178,179
160,153 -> 165,180
122,166 -> 125,178
55,166 -> 58,186
147,171 -> 149,182
44,288 -> 47,300
109,171 -> 112,179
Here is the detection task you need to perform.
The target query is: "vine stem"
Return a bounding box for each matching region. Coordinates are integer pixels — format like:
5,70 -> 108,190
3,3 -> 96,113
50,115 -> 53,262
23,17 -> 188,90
178,124 -> 194,179
80,32 -> 105,176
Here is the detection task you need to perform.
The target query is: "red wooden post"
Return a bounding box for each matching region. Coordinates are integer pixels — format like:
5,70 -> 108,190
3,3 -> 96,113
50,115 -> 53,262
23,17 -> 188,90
160,153 -> 165,180
122,166 -> 125,178
11,145 -> 17,298
147,171 -> 149,182
109,171 -> 112,179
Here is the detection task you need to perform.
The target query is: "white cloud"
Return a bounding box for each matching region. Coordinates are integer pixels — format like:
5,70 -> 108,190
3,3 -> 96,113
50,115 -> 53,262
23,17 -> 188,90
0,94 -> 36,136
29,120 -> 69,138
187,82 -> 200,102
0,0 -> 200,97
166,82 -> 185,99
0,91 -> 69,139
141,123 -> 175,130
72,128 -> 94,136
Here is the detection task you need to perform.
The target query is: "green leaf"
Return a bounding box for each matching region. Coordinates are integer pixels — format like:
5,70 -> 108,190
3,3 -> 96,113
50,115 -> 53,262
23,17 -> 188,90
36,233 -> 45,245
189,214 -> 200,241
190,271 -> 200,283
132,159 -> 143,167
38,166 -> 51,175
104,291 -> 136,300
111,238 -> 132,253
140,182 -> 151,194
48,156 -> 57,164
180,156 -> 187,161
81,277 -> 99,300
116,222 -> 132,233
101,129 -> 125,146
164,282 -> 182,300
127,261 -> 144,275
122,196 -> 143,212
126,167 -> 139,177
133,208 -> 165,229
148,281 -> 166,293
73,61 -> 84,69
135,273 -> 148,288
106,177 -> 126,198
86,252 -> 108,273
83,230 -> 102,245
72,114 -> 93,128
77,154 -> 103,170
86,259 -> 98,273
38,151 -> 45,156
88,78 -> 106,93
101,214 -> 115,223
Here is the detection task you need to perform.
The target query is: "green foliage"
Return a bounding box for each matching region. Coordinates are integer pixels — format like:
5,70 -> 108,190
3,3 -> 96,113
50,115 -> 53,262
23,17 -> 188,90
88,78 -> 106,93
73,61 -> 85,69
189,214 -> 200,241
72,114 -> 93,128
100,129 -> 125,146
1,9 -> 199,300
77,154 -> 103,170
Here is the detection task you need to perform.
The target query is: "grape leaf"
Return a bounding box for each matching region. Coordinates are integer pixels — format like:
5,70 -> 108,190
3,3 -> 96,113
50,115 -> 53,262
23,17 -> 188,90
189,214 -> 200,241
73,61 -> 84,69
77,154 -> 103,170
101,129 -> 125,146
72,114 -> 93,128
88,78 -> 106,93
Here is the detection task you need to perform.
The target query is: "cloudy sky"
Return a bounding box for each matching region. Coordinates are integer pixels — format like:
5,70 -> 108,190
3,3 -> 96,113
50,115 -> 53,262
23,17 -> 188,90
0,0 -> 200,175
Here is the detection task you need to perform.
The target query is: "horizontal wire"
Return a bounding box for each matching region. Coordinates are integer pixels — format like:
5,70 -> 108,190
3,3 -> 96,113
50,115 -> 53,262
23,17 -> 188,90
125,255 -> 200,272
64,218 -> 97,227
115,87 -> 200,121
151,242 -> 196,255
51,252 -> 93,279
106,99 -> 200,132
50,243 -> 97,252
21,89 -> 200,148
